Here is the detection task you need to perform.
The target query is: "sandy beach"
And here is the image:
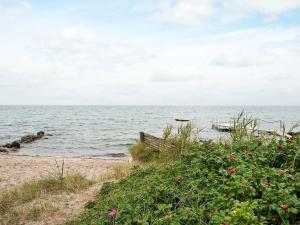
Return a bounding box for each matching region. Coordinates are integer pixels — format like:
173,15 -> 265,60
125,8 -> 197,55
0,154 -> 127,192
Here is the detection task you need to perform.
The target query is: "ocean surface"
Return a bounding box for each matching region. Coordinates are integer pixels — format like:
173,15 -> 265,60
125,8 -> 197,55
0,106 -> 299,158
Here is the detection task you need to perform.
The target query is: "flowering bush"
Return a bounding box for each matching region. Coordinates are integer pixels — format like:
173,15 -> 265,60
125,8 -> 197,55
70,134 -> 300,225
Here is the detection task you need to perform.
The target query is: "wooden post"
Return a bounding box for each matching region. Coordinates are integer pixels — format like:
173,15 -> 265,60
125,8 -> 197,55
139,132 -> 145,143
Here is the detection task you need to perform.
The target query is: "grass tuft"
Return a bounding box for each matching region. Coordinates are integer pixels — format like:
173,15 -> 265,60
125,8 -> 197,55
129,141 -> 158,163
0,173 -> 93,215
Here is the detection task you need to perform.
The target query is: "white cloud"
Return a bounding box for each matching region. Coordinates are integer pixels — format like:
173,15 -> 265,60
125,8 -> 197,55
135,0 -> 300,25
212,48 -> 278,67
150,0 -> 214,25
134,0 -> 215,25
0,1 -> 300,105
1,24 -> 300,105
221,0 -> 300,22
151,66 -> 203,82
244,0 -> 300,16
0,0 -> 32,21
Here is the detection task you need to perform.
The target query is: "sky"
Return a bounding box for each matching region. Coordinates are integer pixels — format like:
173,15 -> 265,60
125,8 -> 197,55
0,0 -> 300,105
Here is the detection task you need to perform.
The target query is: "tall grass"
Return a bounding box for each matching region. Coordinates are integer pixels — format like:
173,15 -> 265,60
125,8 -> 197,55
130,123 -> 200,163
230,111 -> 259,141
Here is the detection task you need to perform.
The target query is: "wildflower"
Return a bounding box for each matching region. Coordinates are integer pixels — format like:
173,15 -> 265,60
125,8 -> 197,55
227,167 -> 235,175
108,208 -> 117,218
222,222 -> 230,225
281,204 -> 288,213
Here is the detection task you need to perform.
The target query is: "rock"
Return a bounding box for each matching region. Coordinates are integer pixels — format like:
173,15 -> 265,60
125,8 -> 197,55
10,141 -> 20,149
0,147 -> 9,153
37,131 -> 45,137
20,131 -> 45,143
2,143 -> 12,148
21,135 -> 36,143
1,131 -> 46,153
0,146 -> 18,152
103,153 -> 126,158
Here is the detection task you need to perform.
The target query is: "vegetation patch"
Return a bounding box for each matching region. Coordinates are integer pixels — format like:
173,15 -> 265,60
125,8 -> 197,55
0,173 -> 93,224
70,117 -> 300,225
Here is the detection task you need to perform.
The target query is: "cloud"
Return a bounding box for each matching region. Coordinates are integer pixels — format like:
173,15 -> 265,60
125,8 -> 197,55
150,0 -> 214,25
30,25 -> 154,75
134,0 -> 214,25
0,0 -> 32,21
0,1 -> 299,105
221,0 -> 300,22
151,67 -> 203,82
212,48 -> 278,67
134,0 -> 300,25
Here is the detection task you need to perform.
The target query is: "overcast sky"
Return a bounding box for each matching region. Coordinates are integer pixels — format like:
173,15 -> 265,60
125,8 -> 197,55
0,0 -> 300,105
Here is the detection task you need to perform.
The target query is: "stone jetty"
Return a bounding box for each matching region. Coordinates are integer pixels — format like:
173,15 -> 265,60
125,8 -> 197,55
0,131 -> 45,153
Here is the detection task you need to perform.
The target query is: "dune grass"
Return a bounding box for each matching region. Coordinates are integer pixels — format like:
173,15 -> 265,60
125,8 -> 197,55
0,173 -> 94,225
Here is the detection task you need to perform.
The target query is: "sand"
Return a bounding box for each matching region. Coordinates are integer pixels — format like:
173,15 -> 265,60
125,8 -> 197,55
0,154 -> 127,192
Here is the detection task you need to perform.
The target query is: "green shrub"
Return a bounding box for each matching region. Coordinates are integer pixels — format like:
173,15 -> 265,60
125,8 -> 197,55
72,131 -> 299,225
72,114 -> 300,225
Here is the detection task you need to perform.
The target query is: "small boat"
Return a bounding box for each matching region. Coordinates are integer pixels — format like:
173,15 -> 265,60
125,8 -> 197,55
175,119 -> 190,122
212,123 -> 233,132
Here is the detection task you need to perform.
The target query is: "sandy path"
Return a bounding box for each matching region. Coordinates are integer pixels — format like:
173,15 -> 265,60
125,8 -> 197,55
0,155 -> 127,192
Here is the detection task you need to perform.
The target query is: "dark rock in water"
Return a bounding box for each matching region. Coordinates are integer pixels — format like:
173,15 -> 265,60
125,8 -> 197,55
1,131 -> 46,154
2,143 -> 12,148
37,131 -> 45,137
21,134 -> 36,143
104,153 -> 126,158
10,141 -> 20,149
2,141 -> 20,149
20,131 -> 45,143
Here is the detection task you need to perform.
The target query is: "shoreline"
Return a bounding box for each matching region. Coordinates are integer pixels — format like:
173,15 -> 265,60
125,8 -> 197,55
1,152 -> 130,160
0,154 -> 128,192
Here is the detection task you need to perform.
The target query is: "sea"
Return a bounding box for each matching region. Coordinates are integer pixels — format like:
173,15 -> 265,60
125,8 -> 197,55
0,106 -> 299,158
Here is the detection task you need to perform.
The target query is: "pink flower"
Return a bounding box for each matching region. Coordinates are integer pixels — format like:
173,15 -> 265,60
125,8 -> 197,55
281,204 -> 288,213
108,208 -> 117,218
227,167 -> 236,175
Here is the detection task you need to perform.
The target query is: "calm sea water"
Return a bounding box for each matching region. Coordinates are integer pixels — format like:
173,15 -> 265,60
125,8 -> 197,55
0,106 -> 299,158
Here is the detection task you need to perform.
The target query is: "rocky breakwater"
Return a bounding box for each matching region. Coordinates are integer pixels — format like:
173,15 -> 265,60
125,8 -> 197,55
0,131 -> 45,153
